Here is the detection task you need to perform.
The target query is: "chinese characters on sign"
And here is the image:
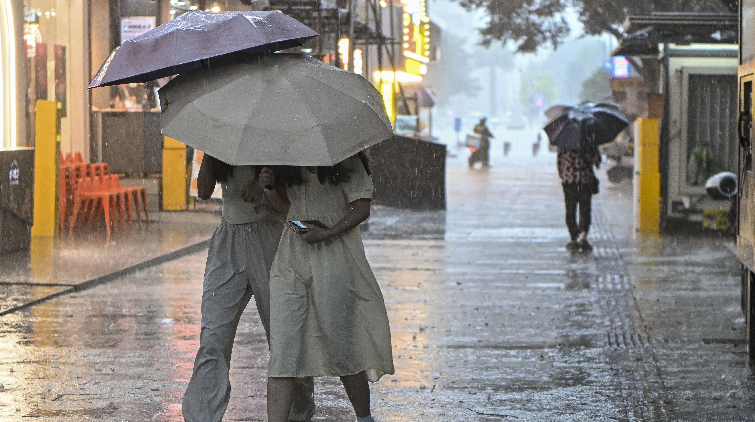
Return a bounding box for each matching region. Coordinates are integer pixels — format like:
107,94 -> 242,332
121,17 -> 156,44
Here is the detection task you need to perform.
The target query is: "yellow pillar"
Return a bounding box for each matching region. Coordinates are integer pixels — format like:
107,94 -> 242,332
31,100 -> 59,237
162,136 -> 187,211
634,117 -> 661,234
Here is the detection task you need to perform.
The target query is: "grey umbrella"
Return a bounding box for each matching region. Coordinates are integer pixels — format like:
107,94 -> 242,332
158,53 -> 394,166
89,10 -> 318,88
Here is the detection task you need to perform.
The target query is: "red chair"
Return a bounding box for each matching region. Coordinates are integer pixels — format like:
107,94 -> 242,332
111,175 -> 149,224
69,177 -> 118,239
104,174 -> 128,228
91,163 -> 110,178
59,162 -> 90,230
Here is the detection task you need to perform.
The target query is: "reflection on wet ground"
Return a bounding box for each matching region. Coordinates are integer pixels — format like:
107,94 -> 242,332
0,141 -> 752,421
0,212 -> 220,316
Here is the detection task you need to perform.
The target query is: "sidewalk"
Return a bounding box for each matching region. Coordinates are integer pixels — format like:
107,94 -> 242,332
0,211 -> 221,316
0,137 -> 752,421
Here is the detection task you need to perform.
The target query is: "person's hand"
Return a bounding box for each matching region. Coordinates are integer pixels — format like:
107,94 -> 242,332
299,224 -> 330,244
259,166 -> 275,190
241,181 -> 264,203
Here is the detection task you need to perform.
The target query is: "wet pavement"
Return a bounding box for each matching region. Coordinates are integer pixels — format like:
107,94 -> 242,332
0,131 -> 753,421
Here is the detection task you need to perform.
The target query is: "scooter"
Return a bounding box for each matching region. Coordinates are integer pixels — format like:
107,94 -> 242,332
466,133 -> 490,168
468,146 -> 489,168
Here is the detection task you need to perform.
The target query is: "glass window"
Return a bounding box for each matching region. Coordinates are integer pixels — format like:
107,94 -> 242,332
22,0 -> 71,147
686,74 -> 738,186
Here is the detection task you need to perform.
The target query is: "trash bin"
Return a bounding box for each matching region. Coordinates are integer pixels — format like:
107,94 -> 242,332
0,148 -> 35,254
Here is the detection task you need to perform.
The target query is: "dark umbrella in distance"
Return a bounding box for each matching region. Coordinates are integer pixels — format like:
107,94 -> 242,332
89,10 -> 318,88
543,102 -> 629,150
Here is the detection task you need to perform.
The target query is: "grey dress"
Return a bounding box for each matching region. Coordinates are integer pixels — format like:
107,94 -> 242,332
182,166 -> 314,422
268,157 -> 394,381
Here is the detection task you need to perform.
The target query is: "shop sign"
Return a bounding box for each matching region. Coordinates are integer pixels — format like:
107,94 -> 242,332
121,17 -> 156,44
23,23 -> 41,58
24,9 -> 37,23
9,160 -> 19,186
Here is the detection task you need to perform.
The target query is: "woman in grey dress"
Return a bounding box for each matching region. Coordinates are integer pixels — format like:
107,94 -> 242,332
264,153 -> 394,422
182,155 -> 314,422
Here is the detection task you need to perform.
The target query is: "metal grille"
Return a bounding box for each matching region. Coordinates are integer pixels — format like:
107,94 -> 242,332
686,73 -> 738,185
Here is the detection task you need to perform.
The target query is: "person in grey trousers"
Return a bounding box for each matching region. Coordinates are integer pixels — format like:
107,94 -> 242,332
182,155 -> 314,422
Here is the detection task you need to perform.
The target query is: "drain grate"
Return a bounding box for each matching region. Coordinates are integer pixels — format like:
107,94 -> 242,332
596,272 -> 629,290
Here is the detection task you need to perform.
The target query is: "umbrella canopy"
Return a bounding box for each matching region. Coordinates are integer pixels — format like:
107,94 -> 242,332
89,10 -> 318,88
543,102 -> 629,150
544,104 -> 571,120
158,53 -> 394,166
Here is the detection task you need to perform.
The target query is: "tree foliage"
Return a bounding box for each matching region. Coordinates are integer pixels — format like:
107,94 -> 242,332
454,0 -> 732,53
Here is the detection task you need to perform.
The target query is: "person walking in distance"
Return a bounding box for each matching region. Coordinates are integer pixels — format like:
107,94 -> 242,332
557,146 -> 601,252
182,155 -> 315,422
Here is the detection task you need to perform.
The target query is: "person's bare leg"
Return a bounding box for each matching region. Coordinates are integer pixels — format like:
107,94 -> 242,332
340,371 -> 370,418
267,377 -> 295,422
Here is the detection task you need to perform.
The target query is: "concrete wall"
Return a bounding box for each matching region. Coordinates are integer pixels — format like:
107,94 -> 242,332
369,135 -> 446,211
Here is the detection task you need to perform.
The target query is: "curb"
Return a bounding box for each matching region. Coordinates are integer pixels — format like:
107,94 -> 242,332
0,239 -> 211,317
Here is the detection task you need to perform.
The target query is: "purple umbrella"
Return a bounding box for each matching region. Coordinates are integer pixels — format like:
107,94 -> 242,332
89,10 -> 318,88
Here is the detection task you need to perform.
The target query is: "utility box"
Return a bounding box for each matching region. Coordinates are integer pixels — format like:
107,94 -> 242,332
162,136 -> 188,211
0,148 -> 35,254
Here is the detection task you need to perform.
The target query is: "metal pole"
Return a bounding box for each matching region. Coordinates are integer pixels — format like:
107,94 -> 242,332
348,0 -> 355,72
316,0 -> 323,56
375,0 -> 383,78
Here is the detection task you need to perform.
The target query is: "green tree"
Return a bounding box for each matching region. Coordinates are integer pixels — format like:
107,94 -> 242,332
423,32 -> 483,107
579,67 -> 613,102
453,0 -> 732,53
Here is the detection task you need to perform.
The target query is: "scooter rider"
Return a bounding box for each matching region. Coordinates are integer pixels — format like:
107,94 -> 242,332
469,117 -> 494,168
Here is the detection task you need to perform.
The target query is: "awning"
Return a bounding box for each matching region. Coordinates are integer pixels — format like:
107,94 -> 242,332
613,12 -> 737,57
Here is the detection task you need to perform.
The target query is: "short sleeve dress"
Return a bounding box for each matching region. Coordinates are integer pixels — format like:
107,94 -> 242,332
268,156 -> 395,382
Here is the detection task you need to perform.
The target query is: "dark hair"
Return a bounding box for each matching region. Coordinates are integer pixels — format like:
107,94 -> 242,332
209,155 -> 234,183
275,151 -> 372,187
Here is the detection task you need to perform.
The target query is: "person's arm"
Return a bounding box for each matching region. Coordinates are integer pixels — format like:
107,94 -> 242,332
263,186 -> 290,216
197,155 -> 216,200
592,147 -> 602,169
299,198 -> 370,244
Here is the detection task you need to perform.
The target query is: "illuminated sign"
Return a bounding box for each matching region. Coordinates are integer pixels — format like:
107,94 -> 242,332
338,38 -> 349,68
401,0 -> 430,77
532,94 -> 544,109
611,55 -> 629,78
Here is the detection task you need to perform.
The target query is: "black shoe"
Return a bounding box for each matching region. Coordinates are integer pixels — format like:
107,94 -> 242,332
566,240 -> 579,252
578,239 -> 593,252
